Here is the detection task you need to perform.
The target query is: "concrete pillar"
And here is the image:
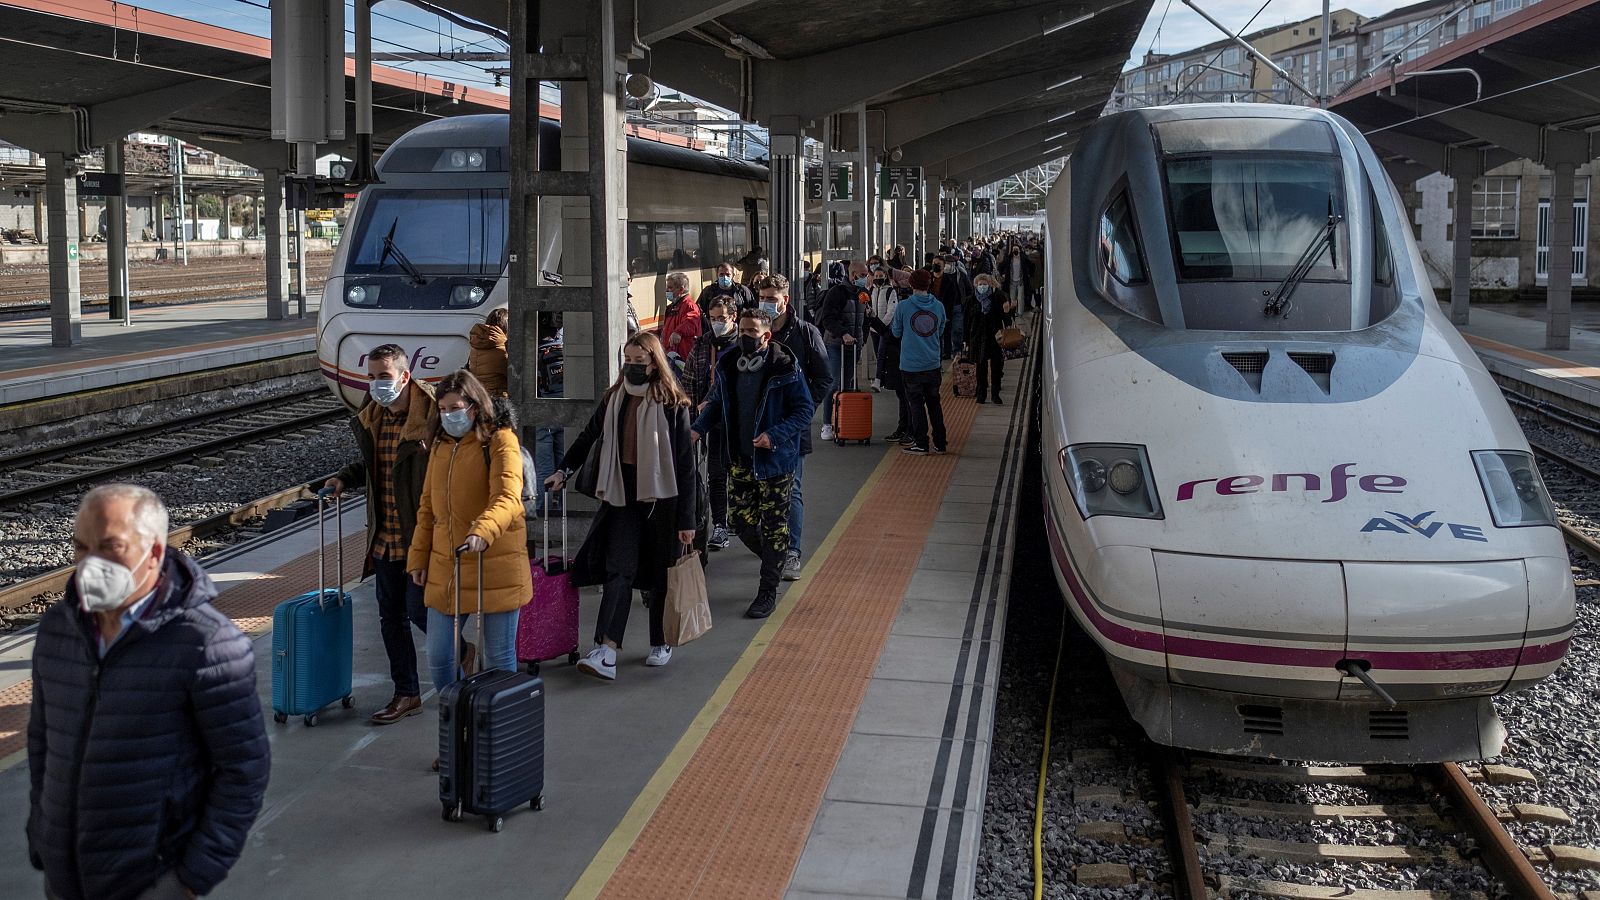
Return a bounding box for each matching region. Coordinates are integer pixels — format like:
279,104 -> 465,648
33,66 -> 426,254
1547,161 -> 1577,351
190,193 -> 201,243
895,198 -> 918,259
45,152 -> 82,347
921,181 -> 941,261
769,115 -> 806,290
105,140 -> 130,323
33,191 -> 44,242
263,168 -> 288,320
1449,148 -> 1479,327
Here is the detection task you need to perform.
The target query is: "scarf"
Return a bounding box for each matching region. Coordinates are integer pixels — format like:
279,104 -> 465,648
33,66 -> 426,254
978,291 -> 993,315
594,389 -> 678,507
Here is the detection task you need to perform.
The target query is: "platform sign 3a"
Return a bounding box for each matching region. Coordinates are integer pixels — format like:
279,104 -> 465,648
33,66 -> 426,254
878,166 -> 922,200
807,165 -> 853,201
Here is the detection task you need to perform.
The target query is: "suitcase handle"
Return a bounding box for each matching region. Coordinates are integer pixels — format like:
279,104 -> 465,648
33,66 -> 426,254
451,546 -> 488,679
314,491 -> 345,609
541,489 -> 567,572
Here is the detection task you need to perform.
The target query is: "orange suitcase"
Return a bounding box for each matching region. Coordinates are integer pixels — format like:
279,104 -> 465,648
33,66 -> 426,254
832,344 -> 873,445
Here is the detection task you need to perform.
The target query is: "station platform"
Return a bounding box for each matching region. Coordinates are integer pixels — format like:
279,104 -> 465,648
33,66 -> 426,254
0,344 -> 1036,900
1450,302 -> 1600,411
0,295 -> 317,406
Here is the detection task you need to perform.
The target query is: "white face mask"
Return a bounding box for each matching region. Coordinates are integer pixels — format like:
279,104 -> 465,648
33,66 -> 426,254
77,553 -> 140,613
369,376 -> 404,407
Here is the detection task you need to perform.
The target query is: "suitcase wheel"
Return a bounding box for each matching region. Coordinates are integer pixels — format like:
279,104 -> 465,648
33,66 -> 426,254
531,794 -> 546,811
525,661 -> 541,676
568,650 -> 581,665
273,712 -> 287,724
443,803 -> 462,823
488,815 -> 504,833
341,695 -> 353,709
303,713 -> 318,727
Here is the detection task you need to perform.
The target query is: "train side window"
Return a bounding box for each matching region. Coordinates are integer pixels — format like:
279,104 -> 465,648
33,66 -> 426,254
701,223 -> 722,266
724,223 -> 749,262
676,223 -> 703,269
628,222 -> 653,276
1098,191 -> 1147,284
1373,199 -> 1394,286
652,224 -> 678,271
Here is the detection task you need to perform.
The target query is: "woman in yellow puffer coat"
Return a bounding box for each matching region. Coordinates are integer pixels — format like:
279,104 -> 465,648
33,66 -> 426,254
467,308 -> 510,398
407,369 -> 531,699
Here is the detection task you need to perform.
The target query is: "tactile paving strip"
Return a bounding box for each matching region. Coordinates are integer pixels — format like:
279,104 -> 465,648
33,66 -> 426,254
599,394 -> 982,900
0,532 -> 367,764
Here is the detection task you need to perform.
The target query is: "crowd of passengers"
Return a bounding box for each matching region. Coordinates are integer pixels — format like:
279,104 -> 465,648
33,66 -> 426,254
25,232 -> 1043,900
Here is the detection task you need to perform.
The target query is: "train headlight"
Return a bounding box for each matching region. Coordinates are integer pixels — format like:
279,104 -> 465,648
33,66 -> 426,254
1472,450 -> 1557,528
450,284 -> 488,307
1061,444 -> 1162,520
345,284 -> 378,307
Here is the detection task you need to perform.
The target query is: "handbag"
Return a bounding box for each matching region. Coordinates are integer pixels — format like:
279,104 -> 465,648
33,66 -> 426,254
662,544 -> 712,647
997,325 -> 1025,351
573,434 -> 603,499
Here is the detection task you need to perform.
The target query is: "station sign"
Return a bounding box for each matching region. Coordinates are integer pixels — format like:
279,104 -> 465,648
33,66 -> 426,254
806,164 -> 853,201
972,198 -> 993,213
77,173 -> 124,198
878,166 -> 922,200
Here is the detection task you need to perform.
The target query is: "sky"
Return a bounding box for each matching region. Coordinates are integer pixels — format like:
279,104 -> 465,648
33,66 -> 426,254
1129,0 -> 1385,67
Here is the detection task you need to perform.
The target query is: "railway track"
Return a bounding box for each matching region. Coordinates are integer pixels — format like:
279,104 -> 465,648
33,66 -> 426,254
0,479 -> 336,612
0,254 -> 331,313
0,390 -> 347,508
1156,752 -> 1562,899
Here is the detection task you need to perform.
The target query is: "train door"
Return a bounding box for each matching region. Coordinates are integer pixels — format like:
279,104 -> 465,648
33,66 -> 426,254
745,197 -> 765,252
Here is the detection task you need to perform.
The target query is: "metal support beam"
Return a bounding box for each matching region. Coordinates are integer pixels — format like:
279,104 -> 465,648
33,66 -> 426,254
1379,96 -> 1542,159
1548,161 -> 1576,350
878,61 -> 1113,148
638,0 -> 762,43
951,139 -> 1075,187
769,115 -> 805,292
88,72 -> 265,147
1364,130 -> 1449,174
1447,146 -> 1480,326
45,152 -> 82,347
936,124 -> 1080,183
263,167 -> 288,320
961,151 -> 1066,193
105,140 -> 130,324
922,181 -> 942,258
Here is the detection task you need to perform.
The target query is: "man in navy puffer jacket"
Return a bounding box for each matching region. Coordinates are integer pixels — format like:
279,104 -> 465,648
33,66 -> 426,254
28,484 -> 269,900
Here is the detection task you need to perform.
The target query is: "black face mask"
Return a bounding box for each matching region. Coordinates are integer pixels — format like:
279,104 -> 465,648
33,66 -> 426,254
738,334 -> 764,356
622,363 -> 651,385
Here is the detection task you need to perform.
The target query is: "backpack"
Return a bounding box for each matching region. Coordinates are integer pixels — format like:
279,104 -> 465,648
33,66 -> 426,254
484,441 -> 538,506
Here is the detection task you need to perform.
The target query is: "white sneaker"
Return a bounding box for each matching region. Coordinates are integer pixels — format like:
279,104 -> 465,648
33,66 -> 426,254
645,645 -> 673,667
820,424 -> 836,442
576,646 -> 616,681
869,378 -> 881,393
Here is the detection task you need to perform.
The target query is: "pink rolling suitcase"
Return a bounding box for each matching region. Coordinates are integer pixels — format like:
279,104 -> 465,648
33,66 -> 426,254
518,491 -> 581,673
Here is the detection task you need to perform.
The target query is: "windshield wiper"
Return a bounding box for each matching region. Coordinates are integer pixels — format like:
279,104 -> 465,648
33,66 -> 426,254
1264,201 -> 1342,320
377,217 -> 427,286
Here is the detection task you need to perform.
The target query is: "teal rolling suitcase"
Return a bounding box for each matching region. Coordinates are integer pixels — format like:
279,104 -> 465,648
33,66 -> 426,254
271,493 -> 354,726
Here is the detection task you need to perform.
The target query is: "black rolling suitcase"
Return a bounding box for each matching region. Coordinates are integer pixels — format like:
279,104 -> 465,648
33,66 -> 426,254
438,548 -> 547,832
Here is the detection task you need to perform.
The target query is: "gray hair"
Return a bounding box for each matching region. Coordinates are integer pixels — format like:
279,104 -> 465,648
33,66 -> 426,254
79,484 -> 169,548
665,272 -> 690,293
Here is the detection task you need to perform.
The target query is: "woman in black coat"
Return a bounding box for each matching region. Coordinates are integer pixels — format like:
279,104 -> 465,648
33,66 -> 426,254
546,332 -> 697,679
963,273 -> 1016,405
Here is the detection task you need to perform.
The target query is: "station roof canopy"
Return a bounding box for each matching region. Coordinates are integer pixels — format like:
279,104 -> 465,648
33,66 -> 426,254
0,0 -> 509,170
1329,0 -> 1600,183
433,0 -> 1157,186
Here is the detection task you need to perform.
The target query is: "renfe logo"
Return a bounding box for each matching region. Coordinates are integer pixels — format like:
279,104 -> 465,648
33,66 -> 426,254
1176,463 -> 1406,504
355,346 -> 442,371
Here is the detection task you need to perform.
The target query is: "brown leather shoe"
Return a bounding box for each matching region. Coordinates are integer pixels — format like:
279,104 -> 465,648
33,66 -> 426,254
370,694 -> 423,725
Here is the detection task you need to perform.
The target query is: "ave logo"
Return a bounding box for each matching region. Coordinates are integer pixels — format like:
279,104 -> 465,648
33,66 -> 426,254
1361,510 -> 1486,542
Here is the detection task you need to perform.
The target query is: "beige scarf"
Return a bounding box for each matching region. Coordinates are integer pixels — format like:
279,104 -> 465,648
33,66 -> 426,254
594,389 -> 679,507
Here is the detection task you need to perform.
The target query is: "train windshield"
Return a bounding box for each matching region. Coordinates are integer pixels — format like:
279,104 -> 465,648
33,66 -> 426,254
1164,156 -> 1347,283
347,188 -> 508,276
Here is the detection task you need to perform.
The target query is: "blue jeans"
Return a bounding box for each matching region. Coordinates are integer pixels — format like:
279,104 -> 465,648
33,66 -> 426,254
426,607 -> 519,694
824,342 -> 844,427
787,455 -> 805,560
534,427 -> 565,514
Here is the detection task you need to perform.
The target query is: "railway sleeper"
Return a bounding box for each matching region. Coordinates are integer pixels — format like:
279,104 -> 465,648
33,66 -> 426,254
1198,831 -> 1455,865
1195,798 -> 1444,822
1215,874 -> 1487,900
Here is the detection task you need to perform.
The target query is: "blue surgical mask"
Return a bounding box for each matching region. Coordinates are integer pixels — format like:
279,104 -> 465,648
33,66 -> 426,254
759,301 -> 780,318
441,408 -> 473,438
854,276 -> 869,289
369,377 -> 403,407
717,275 -> 733,289
977,285 -> 992,297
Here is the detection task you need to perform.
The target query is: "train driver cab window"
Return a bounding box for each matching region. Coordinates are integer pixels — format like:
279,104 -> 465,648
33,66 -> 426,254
1098,191 -> 1146,284
1164,155 -> 1347,283
349,189 -> 508,279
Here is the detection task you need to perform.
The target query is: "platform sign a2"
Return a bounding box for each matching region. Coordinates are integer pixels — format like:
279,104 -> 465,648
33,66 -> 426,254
878,167 -> 922,200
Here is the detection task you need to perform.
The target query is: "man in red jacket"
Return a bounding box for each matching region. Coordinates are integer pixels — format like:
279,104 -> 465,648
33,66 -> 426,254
656,271 -> 703,382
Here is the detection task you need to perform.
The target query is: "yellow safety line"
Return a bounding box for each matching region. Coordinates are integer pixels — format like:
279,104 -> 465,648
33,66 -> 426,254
1033,611 -> 1067,900
564,446 -> 899,900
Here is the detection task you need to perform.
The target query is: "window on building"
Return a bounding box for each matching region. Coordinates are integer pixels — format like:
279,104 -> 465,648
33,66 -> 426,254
1493,0 -> 1522,14
1383,24 -> 1405,46
1473,2 -> 1492,28
1223,47 -> 1241,65
1471,176 -> 1521,238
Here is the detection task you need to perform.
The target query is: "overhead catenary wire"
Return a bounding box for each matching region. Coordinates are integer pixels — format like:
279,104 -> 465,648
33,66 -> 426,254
1172,0 -> 1274,102
1361,55 -> 1600,136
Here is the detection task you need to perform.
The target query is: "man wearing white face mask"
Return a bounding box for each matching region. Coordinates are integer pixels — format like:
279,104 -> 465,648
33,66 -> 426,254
28,484 -> 269,900
321,343 -> 440,725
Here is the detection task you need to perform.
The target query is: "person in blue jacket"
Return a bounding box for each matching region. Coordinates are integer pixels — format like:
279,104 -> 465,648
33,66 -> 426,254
893,268 -> 950,455
691,307 -> 816,618
29,484 -> 269,900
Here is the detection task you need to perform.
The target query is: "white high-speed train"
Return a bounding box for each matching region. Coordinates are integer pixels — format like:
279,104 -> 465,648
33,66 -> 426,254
1042,104 -> 1574,762
316,114 -> 789,406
